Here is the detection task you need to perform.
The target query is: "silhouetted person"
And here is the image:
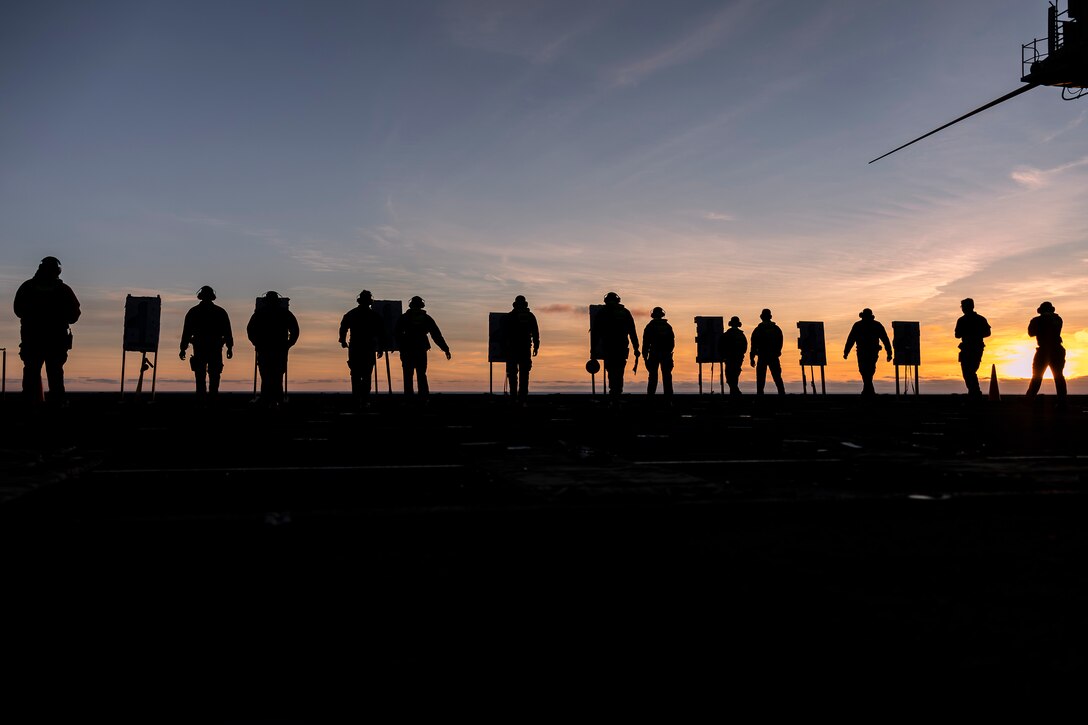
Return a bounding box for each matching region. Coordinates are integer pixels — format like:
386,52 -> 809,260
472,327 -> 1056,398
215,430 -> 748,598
246,291 -> 299,406
749,308 -> 786,395
394,296 -> 451,396
502,295 -> 539,403
643,307 -> 674,399
844,308 -> 892,396
592,291 -> 640,401
720,316 -> 747,395
1025,300 -> 1067,404
339,290 -> 388,407
13,256 -> 80,406
954,297 -> 991,397
179,286 -> 233,402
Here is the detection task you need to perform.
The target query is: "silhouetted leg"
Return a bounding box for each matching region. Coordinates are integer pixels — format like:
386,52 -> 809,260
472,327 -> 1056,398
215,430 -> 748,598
756,361 -> 767,394
44,351 -> 67,405
605,358 -> 625,397
858,354 -> 878,395
726,362 -> 741,395
769,358 -> 785,394
661,356 -> 673,397
20,347 -> 45,404
506,361 -> 518,398
1054,351 -> 1068,402
960,349 -> 983,396
194,366 -> 207,398
518,361 -> 530,401
646,358 -> 659,395
1026,350 -> 1046,397
208,363 -> 222,397
417,355 -> 429,396
401,359 -> 415,395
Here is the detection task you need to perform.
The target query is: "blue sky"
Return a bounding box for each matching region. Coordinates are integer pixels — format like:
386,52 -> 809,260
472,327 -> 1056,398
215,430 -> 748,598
2,0 -> 1087,393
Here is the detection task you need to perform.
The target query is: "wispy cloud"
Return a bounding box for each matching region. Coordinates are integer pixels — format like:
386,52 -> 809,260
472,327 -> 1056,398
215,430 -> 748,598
1010,155 -> 1088,188
607,1 -> 755,87
1041,109 -> 1087,143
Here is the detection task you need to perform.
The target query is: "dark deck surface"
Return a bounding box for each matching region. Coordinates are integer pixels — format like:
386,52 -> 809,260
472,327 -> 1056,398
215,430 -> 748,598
2,392 -> 1086,682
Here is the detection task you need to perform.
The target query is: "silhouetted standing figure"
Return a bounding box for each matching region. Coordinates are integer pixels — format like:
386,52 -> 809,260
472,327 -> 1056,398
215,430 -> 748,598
246,291 -> 299,406
843,308 -> 892,396
954,297 -> 991,397
592,292 -> 640,401
502,295 -> 539,403
395,296 -> 451,396
749,308 -> 786,395
179,286 -> 233,402
720,316 -> 747,395
1025,301 -> 1067,404
643,307 -> 674,399
13,256 -> 80,405
339,290 -> 387,407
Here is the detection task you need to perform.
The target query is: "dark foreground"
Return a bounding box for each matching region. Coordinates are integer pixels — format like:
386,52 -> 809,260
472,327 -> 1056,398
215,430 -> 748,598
2,391 -> 1086,685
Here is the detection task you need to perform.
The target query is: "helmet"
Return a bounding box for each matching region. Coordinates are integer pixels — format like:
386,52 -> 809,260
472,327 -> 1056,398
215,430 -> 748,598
728,316 -> 742,327
197,285 -> 216,301
513,295 -> 528,309
38,257 -> 61,277
264,290 -> 280,300
859,308 -> 874,319
604,291 -> 620,303
358,290 -> 373,304
409,296 -> 425,309
651,307 -> 665,318
1038,301 -> 1055,313
760,308 -> 772,320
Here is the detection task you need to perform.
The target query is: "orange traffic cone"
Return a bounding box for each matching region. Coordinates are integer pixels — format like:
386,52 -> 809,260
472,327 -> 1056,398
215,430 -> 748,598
988,364 -> 1000,401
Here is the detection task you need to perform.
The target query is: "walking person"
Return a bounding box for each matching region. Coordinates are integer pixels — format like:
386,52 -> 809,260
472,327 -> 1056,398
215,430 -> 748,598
1025,301 -> 1067,406
394,296 -> 451,397
179,285 -> 234,403
954,298 -> 991,397
720,316 -> 747,395
591,291 -> 640,402
339,290 -> 387,408
246,291 -> 299,407
642,307 -> 675,400
502,295 -> 539,404
843,308 -> 892,396
749,308 -> 786,395
13,256 -> 81,406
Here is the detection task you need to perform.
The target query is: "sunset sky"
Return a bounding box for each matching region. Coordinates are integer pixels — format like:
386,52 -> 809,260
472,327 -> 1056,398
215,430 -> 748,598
3,0 -> 1087,394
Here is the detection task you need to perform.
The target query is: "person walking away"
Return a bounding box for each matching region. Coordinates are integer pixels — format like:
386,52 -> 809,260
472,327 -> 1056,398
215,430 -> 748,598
749,308 -> 786,395
502,295 -> 539,404
339,290 -> 388,408
246,291 -> 299,407
394,296 -> 452,396
13,256 -> 81,406
643,306 -> 675,400
1025,300 -> 1067,407
180,285 -> 234,403
720,316 -> 747,395
591,291 -> 640,402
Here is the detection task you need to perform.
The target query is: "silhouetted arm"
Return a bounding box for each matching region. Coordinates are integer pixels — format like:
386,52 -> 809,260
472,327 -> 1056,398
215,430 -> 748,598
429,318 -> 452,359
628,313 -> 640,356
222,309 -> 234,358
64,284 -> 81,324
531,313 -> 540,355
880,325 -> 892,362
843,327 -> 856,359
287,312 -> 300,348
339,313 -> 350,348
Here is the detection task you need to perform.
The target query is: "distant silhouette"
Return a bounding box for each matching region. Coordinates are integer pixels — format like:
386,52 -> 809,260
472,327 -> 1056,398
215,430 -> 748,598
1025,300 -> 1067,404
843,308 -> 892,396
394,296 -> 451,396
339,290 -> 387,407
642,307 -> 675,399
502,295 -> 540,404
749,309 -> 786,395
954,298 -> 991,397
720,316 -> 748,396
591,292 -> 640,401
246,291 -> 299,406
13,257 -> 81,405
179,286 -> 233,402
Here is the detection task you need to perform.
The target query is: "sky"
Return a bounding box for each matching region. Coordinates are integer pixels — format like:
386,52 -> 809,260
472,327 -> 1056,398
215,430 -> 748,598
2,0 -> 1087,395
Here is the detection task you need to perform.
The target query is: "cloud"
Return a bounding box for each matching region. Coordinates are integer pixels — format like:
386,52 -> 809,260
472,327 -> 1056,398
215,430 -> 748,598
701,211 -> 734,222
607,1 -> 754,87
537,303 -> 587,315
1010,155 -> 1088,188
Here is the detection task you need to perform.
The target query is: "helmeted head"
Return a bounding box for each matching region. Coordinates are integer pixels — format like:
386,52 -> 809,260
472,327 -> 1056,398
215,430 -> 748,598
728,316 -> 742,328
651,307 -> 665,319
1038,301 -> 1055,314
604,291 -> 620,304
409,295 -> 425,310
859,308 -> 874,320
37,256 -> 61,278
513,295 -> 528,309
760,308 -> 772,321
264,290 -> 280,300
358,290 -> 373,305
960,298 -> 974,312
197,285 -> 216,301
